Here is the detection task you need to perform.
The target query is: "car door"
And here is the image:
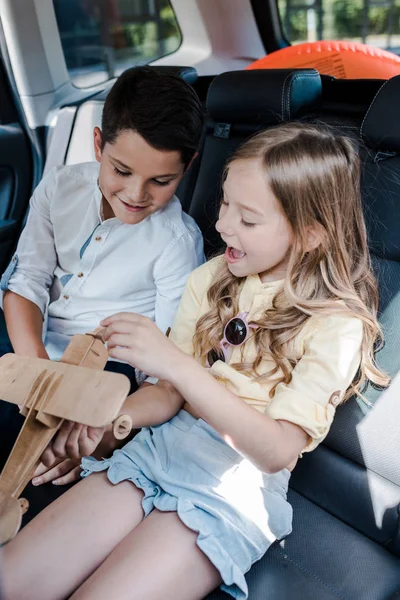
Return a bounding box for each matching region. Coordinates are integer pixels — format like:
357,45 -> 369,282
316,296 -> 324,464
0,54 -> 36,348
0,58 -> 35,275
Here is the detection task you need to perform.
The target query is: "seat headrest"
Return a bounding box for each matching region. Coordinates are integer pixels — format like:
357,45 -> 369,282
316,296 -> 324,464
206,69 -> 321,125
93,66 -> 198,103
361,75 -> 400,152
362,155 -> 400,262
152,66 -> 198,85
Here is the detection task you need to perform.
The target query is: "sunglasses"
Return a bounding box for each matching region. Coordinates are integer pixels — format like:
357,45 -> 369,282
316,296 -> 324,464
207,311 -> 256,366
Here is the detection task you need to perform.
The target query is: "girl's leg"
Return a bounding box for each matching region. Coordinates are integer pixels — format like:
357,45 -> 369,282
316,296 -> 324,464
2,473 -> 145,600
70,508 -> 222,600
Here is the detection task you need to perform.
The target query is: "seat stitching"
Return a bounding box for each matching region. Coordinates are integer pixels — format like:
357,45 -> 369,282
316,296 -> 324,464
281,72 -> 293,121
273,545 -> 348,600
360,78 -> 391,141
284,72 -> 320,120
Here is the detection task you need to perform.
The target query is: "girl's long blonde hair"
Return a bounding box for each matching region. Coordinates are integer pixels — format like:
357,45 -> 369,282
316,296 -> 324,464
193,122 -> 389,400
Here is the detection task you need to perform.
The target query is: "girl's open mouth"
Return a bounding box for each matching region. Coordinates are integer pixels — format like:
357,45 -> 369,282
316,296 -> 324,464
225,246 -> 246,263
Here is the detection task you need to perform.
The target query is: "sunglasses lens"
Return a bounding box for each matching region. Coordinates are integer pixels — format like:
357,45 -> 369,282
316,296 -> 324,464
207,348 -> 225,366
225,318 -> 247,346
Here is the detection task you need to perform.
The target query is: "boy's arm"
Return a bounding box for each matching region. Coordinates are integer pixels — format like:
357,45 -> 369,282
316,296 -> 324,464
153,230 -> 204,334
32,378 -> 184,486
33,265 -> 208,487
1,169 -> 58,356
34,256 -> 207,486
3,293 -> 48,358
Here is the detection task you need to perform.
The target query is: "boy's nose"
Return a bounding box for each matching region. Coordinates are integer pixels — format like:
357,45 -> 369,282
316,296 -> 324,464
127,179 -> 147,203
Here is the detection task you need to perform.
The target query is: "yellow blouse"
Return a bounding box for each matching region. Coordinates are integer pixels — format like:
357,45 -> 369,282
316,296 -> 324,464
169,256 -> 363,452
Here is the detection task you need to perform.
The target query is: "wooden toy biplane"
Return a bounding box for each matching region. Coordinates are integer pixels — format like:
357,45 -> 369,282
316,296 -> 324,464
0,327 -> 133,545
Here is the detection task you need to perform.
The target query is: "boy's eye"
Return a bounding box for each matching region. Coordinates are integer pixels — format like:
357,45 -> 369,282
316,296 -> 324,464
152,179 -> 171,186
241,219 -> 256,228
113,166 -> 130,177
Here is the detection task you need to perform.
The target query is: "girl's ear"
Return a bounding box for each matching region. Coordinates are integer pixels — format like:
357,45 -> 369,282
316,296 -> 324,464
305,222 -> 326,252
93,127 -> 103,163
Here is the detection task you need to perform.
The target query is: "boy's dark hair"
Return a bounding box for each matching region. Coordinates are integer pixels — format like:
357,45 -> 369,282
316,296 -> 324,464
101,66 -> 203,166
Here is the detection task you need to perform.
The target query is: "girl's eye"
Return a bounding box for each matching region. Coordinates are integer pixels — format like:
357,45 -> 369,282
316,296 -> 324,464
113,166 -> 130,177
153,179 -> 171,186
220,199 -> 228,206
241,219 -> 256,228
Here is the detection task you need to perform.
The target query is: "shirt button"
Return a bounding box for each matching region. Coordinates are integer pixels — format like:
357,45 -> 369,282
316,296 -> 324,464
95,236 -> 102,242
63,295 -> 69,300
329,391 -> 341,407
77,272 -> 84,278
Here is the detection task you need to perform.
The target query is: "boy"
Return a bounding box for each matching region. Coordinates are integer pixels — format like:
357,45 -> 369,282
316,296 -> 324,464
0,66 -> 204,481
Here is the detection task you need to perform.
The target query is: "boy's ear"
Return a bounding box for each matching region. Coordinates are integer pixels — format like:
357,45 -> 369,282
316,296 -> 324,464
305,222 -> 326,252
184,151 -> 198,174
93,127 -> 103,163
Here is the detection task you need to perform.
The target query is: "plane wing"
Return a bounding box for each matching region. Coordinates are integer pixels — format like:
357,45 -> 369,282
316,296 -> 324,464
0,354 -> 130,427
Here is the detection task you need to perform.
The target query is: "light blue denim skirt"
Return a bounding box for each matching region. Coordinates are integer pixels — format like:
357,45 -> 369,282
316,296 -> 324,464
81,410 -> 292,599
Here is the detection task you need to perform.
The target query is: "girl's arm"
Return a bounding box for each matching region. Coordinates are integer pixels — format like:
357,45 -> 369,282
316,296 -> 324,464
103,312 -> 363,475
168,357 -> 308,473
102,313 -> 307,474
115,379 -> 185,431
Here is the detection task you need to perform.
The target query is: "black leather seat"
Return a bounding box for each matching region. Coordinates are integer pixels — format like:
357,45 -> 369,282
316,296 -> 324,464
187,69 -> 322,257
193,71 -> 400,599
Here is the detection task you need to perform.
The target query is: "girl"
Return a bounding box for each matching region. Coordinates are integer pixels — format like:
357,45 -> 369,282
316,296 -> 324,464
2,123 -> 388,600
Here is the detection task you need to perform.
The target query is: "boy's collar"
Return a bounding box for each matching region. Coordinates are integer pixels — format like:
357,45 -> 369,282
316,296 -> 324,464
95,178 -> 103,222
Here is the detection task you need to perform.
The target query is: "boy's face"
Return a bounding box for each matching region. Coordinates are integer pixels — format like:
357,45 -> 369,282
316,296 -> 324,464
94,127 -> 185,224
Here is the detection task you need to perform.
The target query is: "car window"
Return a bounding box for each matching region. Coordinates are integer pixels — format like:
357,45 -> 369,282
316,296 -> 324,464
53,0 -> 182,87
277,0 -> 400,55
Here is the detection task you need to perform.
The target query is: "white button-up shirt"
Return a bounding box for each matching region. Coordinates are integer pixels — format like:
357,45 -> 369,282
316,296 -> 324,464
1,162 -> 204,360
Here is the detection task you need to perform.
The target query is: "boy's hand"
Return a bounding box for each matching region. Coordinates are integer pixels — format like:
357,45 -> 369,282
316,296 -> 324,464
101,313 -> 183,380
32,458 -> 81,487
33,420 -> 123,486
40,421 -> 106,467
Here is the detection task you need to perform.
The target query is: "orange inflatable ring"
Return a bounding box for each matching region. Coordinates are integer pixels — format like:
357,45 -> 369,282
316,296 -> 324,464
246,41 -> 400,79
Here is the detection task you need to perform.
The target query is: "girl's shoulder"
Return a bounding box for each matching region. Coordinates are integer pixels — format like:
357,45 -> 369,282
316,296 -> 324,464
183,255 -> 225,307
188,255 -> 225,287
302,310 -> 364,346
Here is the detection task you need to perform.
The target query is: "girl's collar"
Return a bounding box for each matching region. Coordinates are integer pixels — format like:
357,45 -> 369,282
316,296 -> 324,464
249,272 -> 285,291
238,273 -> 284,315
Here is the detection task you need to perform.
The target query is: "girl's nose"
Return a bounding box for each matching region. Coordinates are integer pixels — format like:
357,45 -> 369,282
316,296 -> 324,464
216,213 -> 235,237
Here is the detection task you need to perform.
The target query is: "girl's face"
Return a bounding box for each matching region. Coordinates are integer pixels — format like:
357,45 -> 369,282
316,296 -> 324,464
216,159 -> 294,283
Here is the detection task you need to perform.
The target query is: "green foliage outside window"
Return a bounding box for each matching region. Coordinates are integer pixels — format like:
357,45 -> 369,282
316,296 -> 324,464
278,0 -> 400,51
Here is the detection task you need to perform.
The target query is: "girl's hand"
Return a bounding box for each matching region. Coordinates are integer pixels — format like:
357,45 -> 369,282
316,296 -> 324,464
40,421 -> 106,467
32,458 -> 81,487
101,313 -> 183,381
